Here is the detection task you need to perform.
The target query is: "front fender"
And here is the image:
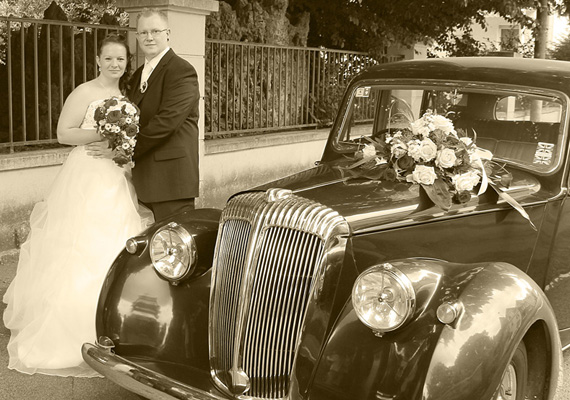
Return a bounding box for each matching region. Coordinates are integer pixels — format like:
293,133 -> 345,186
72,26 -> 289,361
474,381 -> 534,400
95,208 -> 221,375
306,259 -> 561,400
424,261 -> 561,400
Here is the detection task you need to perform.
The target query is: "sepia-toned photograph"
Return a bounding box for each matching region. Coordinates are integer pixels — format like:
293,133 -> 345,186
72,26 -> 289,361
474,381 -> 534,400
1,0 -> 570,399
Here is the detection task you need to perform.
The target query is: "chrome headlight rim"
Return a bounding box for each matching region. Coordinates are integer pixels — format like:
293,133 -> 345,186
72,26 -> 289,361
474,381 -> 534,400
352,263 -> 416,334
150,222 -> 197,283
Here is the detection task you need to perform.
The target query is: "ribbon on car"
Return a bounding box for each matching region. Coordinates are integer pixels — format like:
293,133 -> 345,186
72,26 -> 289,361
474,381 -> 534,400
471,138 -> 536,230
483,159 -> 537,232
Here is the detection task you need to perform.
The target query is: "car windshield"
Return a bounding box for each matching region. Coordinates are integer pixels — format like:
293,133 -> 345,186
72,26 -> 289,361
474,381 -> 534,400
335,85 -> 567,174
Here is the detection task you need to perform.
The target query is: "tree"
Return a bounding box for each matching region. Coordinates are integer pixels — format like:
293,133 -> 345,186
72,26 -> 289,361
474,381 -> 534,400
550,32 -> 570,59
207,0 -> 570,59
0,0 -> 127,24
206,0 -> 310,46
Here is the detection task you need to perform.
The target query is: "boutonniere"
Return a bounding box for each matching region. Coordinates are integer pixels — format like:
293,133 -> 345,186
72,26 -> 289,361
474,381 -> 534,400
140,81 -> 148,93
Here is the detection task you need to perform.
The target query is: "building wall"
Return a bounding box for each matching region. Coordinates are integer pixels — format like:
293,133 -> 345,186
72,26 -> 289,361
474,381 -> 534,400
470,11 -> 555,51
0,129 -> 330,260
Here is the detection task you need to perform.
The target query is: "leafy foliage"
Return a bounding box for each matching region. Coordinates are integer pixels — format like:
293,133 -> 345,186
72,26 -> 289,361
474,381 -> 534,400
550,33 -> 570,60
208,0 -> 570,58
0,0 -> 127,24
288,0 -> 536,53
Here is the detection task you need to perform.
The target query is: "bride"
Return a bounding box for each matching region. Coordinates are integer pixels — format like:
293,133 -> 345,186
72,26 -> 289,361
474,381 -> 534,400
3,34 -> 149,377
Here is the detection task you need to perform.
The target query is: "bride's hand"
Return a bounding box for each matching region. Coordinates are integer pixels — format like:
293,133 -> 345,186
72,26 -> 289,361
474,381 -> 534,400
85,139 -> 114,159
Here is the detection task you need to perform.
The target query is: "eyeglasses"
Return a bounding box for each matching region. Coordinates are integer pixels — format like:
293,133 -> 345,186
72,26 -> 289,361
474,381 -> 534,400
136,29 -> 168,38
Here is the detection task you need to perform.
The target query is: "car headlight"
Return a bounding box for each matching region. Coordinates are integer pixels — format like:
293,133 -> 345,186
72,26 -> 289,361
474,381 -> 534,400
150,222 -> 197,282
352,263 -> 415,334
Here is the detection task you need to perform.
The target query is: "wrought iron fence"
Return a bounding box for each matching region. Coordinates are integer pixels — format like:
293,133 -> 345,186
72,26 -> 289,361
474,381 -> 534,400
0,16 -> 135,153
205,39 -> 403,139
0,15 -> 404,151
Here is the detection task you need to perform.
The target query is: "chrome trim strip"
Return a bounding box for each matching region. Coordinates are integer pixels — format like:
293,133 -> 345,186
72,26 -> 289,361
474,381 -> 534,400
350,198 -> 552,236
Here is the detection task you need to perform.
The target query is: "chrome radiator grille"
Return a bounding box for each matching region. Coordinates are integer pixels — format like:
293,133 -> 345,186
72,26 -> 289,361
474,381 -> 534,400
211,219 -> 252,375
209,190 -> 348,399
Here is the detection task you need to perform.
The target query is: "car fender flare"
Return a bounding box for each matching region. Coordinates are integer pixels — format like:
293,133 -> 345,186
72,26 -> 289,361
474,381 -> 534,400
421,260 -> 561,400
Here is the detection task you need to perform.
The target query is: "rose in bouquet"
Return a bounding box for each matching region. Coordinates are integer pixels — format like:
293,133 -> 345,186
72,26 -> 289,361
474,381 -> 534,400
93,96 -> 140,168
346,110 -> 483,210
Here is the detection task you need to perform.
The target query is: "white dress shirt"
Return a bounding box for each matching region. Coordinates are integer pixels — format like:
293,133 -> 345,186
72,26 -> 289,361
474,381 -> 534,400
140,46 -> 171,92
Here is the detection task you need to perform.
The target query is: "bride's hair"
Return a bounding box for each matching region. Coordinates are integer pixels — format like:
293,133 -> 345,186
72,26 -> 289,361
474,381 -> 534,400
98,33 -> 132,94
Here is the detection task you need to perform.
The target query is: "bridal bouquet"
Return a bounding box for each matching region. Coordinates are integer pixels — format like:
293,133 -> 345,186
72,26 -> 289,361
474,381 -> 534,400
93,96 -> 140,168
345,110 -> 483,210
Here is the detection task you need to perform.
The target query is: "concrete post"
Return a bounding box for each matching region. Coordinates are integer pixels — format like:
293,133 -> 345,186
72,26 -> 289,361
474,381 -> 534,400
115,0 -> 219,206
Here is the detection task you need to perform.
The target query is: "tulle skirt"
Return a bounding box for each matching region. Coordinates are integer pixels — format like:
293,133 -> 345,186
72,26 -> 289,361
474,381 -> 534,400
3,146 -> 152,377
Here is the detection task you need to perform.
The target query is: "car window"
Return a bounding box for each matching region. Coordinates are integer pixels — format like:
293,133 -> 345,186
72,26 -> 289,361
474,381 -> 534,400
336,85 -> 566,174
495,95 -> 563,122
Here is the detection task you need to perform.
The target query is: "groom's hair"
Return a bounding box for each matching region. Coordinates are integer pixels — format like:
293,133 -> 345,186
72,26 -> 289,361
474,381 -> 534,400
137,8 -> 169,25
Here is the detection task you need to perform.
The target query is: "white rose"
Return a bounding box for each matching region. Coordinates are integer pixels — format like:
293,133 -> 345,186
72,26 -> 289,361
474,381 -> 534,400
411,121 -> 431,138
452,170 -> 481,191
122,142 -> 130,150
418,138 -> 438,162
407,165 -> 437,185
407,139 -> 422,161
431,114 -> 456,136
361,144 -> 377,159
124,103 -> 137,114
435,148 -> 457,169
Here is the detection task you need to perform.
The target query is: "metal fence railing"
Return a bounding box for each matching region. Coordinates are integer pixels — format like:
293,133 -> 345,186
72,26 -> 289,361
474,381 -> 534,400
0,16 -> 135,153
0,15 -> 404,151
205,39 -> 403,139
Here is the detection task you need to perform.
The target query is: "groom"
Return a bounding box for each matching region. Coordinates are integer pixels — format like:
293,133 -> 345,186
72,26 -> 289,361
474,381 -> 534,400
128,8 -> 200,221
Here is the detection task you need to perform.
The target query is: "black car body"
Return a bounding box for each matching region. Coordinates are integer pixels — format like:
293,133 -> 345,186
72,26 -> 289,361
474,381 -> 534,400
83,57 -> 570,400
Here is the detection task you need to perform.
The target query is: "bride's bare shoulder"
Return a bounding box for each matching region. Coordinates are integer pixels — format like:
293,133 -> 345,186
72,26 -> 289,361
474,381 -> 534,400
62,81 -> 100,108
71,80 -> 99,98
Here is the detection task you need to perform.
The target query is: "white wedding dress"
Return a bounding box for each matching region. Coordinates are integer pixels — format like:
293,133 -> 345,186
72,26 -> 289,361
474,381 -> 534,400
2,99 -> 152,377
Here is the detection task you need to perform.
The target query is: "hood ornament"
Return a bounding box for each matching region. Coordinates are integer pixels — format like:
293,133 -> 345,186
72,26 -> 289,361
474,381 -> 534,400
266,188 -> 292,202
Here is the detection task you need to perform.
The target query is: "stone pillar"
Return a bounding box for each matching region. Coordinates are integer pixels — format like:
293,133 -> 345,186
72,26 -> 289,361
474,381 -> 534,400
115,0 -> 219,206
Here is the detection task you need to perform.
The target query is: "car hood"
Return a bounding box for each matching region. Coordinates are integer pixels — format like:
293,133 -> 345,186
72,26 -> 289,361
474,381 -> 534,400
251,161 -> 544,233
253,162 -> 444,233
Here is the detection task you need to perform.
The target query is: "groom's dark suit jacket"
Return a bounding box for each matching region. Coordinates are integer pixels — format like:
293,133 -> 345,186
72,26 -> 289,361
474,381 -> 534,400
128,49 -> 200,203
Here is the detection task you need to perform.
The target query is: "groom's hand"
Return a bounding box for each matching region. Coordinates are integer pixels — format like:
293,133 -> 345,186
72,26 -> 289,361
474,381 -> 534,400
85,140 -> 113,159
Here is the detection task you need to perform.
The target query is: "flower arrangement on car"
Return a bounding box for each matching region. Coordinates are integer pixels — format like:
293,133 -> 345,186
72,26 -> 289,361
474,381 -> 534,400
342,109 -> 536,229
344,110 -> 484,210
93,96 -> 140,168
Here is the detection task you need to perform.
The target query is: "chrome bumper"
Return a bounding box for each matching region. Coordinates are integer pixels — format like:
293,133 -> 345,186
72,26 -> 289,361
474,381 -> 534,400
81,342 -> 227,400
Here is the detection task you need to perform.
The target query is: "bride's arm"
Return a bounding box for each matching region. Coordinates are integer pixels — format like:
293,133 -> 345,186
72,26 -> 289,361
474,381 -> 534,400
56,86 -> 102,146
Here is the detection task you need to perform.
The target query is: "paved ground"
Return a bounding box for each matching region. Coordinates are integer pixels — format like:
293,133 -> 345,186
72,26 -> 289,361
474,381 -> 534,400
0,252 -> 569,399
0,253 -> 137,400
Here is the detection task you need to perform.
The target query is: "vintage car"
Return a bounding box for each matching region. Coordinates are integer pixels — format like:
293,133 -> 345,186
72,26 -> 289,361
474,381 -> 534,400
82,57 -> 570,400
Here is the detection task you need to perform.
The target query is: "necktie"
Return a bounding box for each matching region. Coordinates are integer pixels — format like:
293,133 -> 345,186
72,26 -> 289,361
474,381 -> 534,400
140,62 -> 153,93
